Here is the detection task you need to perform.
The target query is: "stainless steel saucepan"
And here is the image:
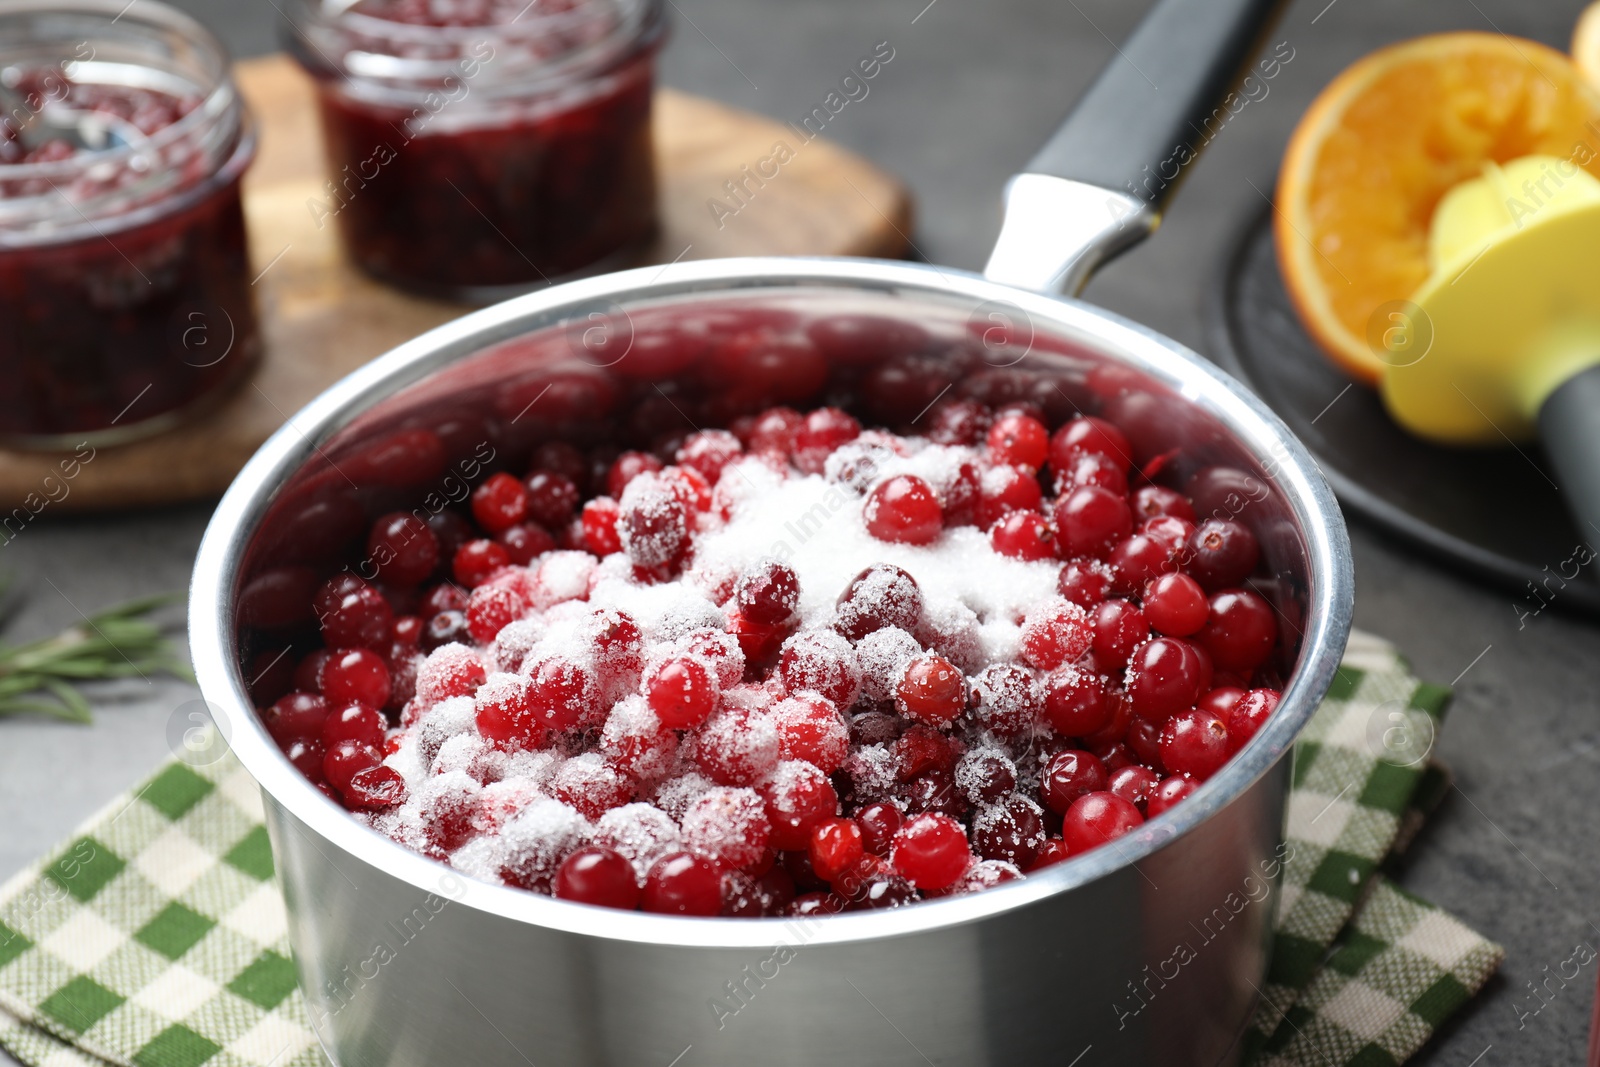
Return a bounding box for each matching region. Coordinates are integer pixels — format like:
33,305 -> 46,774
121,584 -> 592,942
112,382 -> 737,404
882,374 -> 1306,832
191,0 -> 1351,1062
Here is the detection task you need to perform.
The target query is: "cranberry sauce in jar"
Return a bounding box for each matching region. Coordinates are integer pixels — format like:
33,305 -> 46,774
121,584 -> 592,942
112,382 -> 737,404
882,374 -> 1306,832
0,0 -> 260,448
286,0 -> 665,303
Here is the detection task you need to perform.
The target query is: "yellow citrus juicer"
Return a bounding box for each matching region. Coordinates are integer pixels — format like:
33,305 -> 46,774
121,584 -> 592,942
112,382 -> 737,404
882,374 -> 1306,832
1381,153 -> 1600,542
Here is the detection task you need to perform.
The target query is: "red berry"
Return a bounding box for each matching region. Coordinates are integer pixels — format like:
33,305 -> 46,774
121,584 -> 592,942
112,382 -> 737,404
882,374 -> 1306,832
465,582 -> 528,643
475,672 -> 536,747
976,463 -> 1044,528
761,761 -> 840,850
1228,688 -> 1280,751
892,723 -> 961,781
321,648 -> 392,709
1108,533 -> 1175,593
986,413 -> 1049,468
676,429 -> 743,482
1053,485 -> 1132,559
421,610 -> 471,652
1126,716 -> 1166,772
734,559 -> 800,624
1160,709 -> 1232,779
966,664 -> 1040,739
471,472 -> 529,533
618,476 -> 691,568
1108,764 -> 1159,812
556,846 -> 641,910
1142,573 -> 1208,636
793,407 -> 861,473
321,702 -> 385,748
263,691 -> 329,745
366,512 -> 440,587
778,629 -> 861,708
643,657 -> 718,729
856,802 -> 903,856
1053,450 -> 1129,496
747,406 -> 804,455
809,818 -> 865,883
833,563 -> 922,641
894,653 -> 966,727
314,575 -> 393,650
453,539 -> 510,587
772,693 -> 849,772
1146,775 -> 1199,818
524,469 -> 580,527
1199,686 -> 1246,717
496,521 -> 555,565
1197,589 -> 1277,671
642,852 -> 723,916
607,450 -> 664,497
323,738 -> 382,796
419,582 -> 467,617
1061,791 -> 1142,853
989,511 -> 1055,560
972,795 -> 1046,868
1132,485 -> 1196,523
1091,599 -> 1148,670
1040,749 -> 1107,814
1185,519 -> 1260,590
1049,416 -> 1130,470
525,653 -> 600,731
1019,598 -> 1092,670
1058,559 -> 1112,609
580,497 -> 622,556
283,737 -> 326,781
1028,838 -> 1070,871
1127,637 -> 1208,723
864,475 -> 944,545
1042,668 -> 1112,737
342,765 -> 406,810
1140,515 -> 1196,555
890,813 -> 971,890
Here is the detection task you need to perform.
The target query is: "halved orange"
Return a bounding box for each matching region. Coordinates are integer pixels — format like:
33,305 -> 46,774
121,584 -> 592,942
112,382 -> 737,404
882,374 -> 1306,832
1275,32 -> 1600,384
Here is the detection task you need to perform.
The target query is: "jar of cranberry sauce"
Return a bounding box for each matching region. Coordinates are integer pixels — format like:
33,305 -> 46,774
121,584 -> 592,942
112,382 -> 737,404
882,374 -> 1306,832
285,0 -> 666,303
0,0 -> 260,447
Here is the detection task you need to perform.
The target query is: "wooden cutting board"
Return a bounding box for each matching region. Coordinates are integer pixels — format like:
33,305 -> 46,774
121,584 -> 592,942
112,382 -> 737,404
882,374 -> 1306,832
0,54 -> 913,512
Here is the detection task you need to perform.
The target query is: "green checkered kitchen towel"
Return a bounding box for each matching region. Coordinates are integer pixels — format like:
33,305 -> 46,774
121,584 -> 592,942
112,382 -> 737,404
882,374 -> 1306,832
0,630 -> 1500,1067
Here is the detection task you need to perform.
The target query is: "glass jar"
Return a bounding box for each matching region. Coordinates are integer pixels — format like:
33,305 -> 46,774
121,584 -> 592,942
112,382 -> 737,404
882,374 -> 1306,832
285,0 -> 666,304
0,0 -> 260,448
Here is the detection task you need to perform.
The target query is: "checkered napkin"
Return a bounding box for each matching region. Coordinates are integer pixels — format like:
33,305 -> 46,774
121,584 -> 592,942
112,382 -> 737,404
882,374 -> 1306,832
0,632 -> 1500,1067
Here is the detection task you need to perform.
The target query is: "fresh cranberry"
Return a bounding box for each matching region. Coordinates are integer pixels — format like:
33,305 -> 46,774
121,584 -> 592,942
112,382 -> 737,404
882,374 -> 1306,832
1053,451 -> 1129,496
747,406 -> 804,455
1160,709 -> 1232,779
419,582 -> 467,617
321,649 -> 392,709
525,653 -> 600,731
760,763 -> 839,850
894,653 -> 965,727
1049,415 -> 1130,469
891,813 -> 971,890
966,664 -> 1039,739
366,512 -> 440,587
314,575 -> 393,650
580,497 -> 623,556
1108,765 -> 1159,812
975,464 -> 1043,528
1042,668 -> 1112,737
283,737 -> 326,782
1040,749 -> 1108,814
903,768 -> 968,818
773,693 -> 849,772
1061,792 -> 1142,854
532,441 -> 589,492
607,451 -> 664,497
1127,637 -> 1208,723
864,475 -> 943,545
1132,485 -> 1196,522
453,539 -> 510,587
892,724 -> 961,781
734,560 -> 800,624
856,802 -> 903,856
728,610 -> 788,667
642,852 -> 723,916
496,521 -> 555,565
676,430 -> 743,482
618,477 -> 691,568
1053,485 -> 1132,560
1028,838 -> 1070,870
834,563 -> 922,640
470,471 -> 529,534
524,469 -> 580,527
1058,559 -> 1113,609
425,511 -> 475,563
422,609 -> 471,652
1185,520 -> 1261,590
1080,687 -> 1134,749
778,630 -> 861,707
1198,589 -> 1278,671
953,749 -> 1017,805
1142,573 -> 1208,636
793,407 -> 861,473
323,739 -> 382,796
1228,688 -> 1280,751
787,892 -> 844,917
342,765 -> 406,810
263,692 -> 329,745
986,413 -> 1048,468
1140,515 -> 1196,555
555,846 -> 641,910
1109,533 -> 1175,593
642,657 -> 716,729
926,399 -> 991,446
1146,775 -> 1199,818
476,673 -> 535,748
466,583 -> 528,644
322,702 -> 386,748
973,795 -> 1046,868
1019,598 -> 1092,670
1090,599 -> 1148,670
989,511 -> 1055,560
1199,686 -> 1246,717
1126,717 -> 1166,771
809,818 -> 865,883
392,615 -> 424,647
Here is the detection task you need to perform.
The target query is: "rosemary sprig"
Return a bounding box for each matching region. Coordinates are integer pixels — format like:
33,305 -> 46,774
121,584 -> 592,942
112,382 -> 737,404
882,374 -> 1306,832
0,592 -> 192,723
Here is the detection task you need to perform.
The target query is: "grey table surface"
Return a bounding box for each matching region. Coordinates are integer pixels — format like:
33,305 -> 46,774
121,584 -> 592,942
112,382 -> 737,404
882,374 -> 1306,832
3,0 -> 1596,1063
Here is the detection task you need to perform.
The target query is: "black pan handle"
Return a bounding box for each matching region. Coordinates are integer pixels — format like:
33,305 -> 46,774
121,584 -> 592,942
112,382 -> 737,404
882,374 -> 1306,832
1538,365 -> 1600,552
985,0 -> 1290,294
1029,0 -> 1289,209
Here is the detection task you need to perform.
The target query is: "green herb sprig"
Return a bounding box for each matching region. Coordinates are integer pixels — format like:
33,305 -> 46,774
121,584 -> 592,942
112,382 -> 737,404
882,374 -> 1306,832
0,593 -> 192,722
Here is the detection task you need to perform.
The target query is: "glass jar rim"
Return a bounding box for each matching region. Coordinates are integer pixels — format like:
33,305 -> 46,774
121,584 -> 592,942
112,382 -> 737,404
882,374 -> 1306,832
0,0 -> 237,187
